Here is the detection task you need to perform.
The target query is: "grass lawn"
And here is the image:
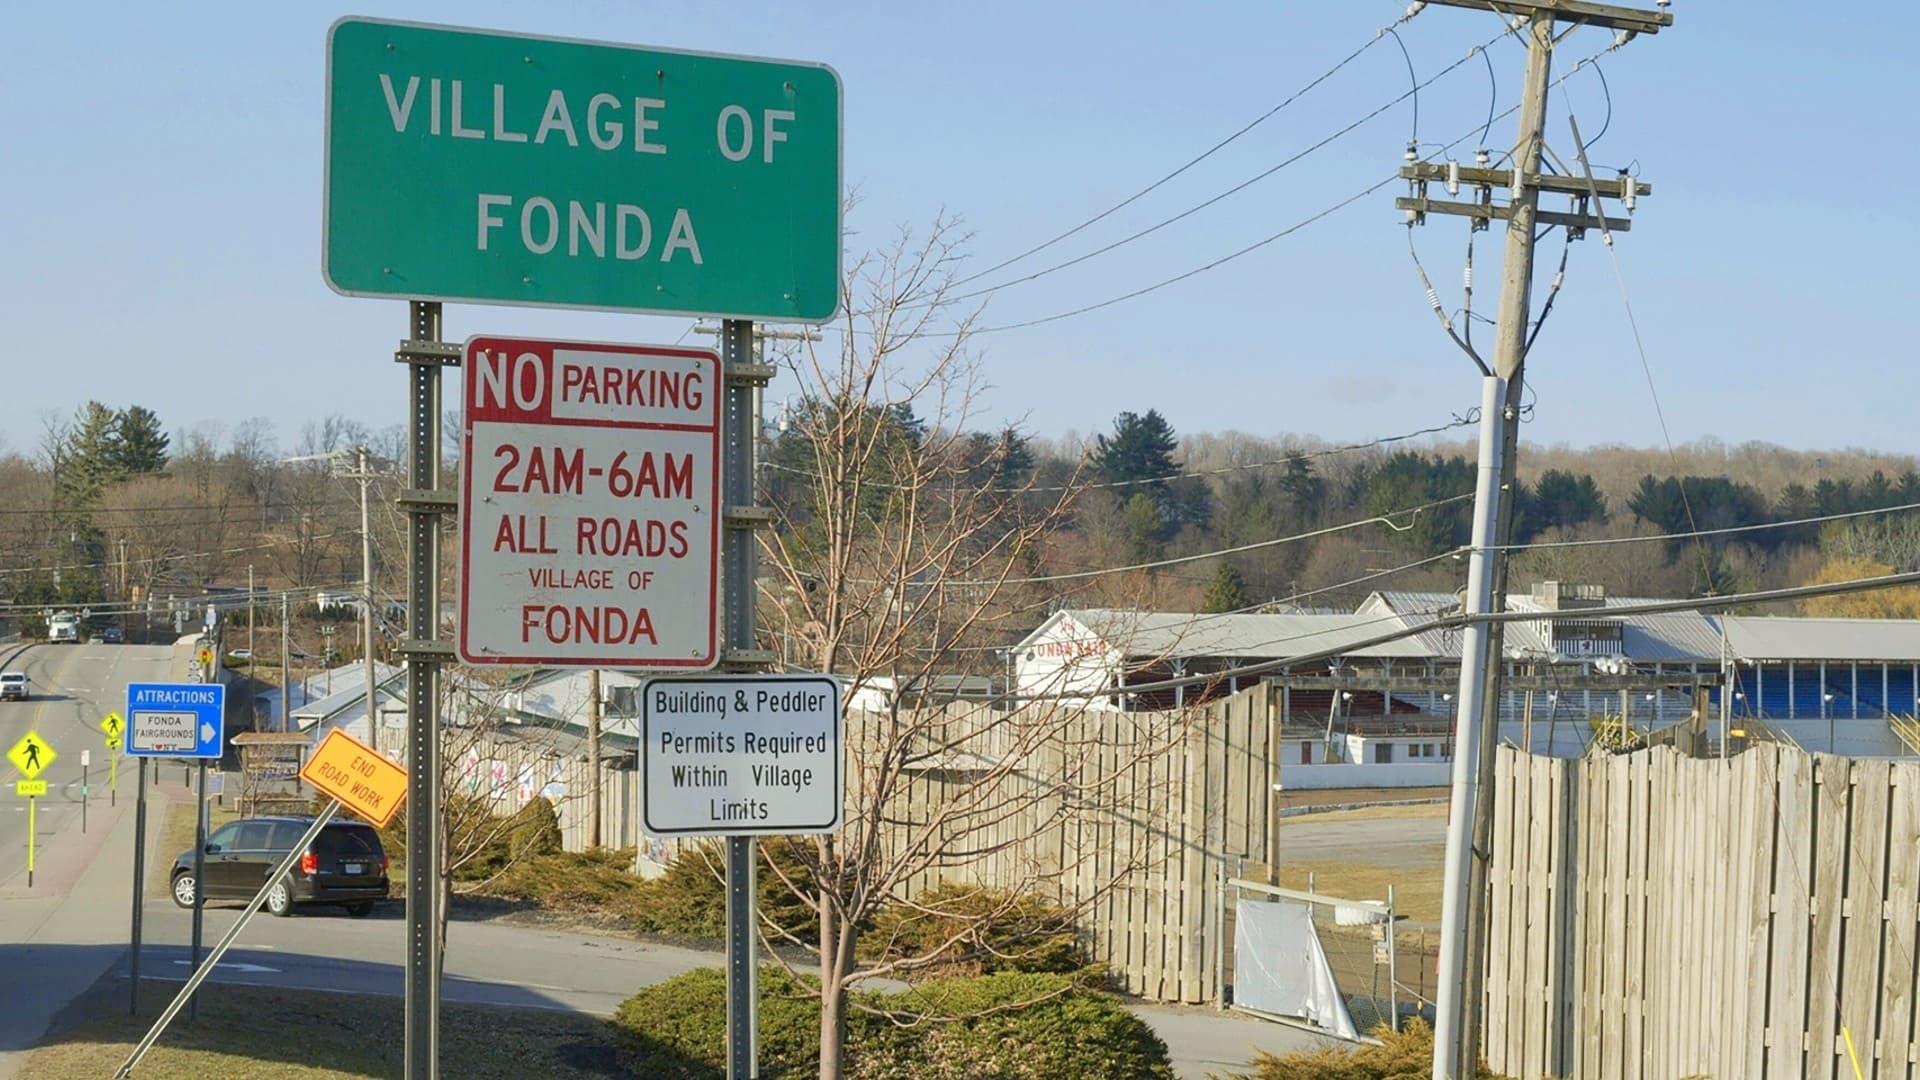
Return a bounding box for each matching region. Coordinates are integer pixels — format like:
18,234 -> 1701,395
1275,859 -> 1444,927
26,978 -> 633,1079
148,801 -> 240,899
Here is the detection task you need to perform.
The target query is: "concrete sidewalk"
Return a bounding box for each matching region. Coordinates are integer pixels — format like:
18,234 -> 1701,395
0,767 -> 175,1079
0,632 -> 198,1078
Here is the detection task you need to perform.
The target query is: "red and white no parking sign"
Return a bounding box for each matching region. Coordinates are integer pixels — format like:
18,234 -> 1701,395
458,335 -> 721,669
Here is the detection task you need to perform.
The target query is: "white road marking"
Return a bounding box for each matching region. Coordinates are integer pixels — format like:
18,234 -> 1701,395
171,959 -> 281,974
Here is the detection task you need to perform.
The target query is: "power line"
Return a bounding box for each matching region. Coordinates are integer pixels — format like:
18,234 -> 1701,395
826,40 -> 1628,341
1495,498 -> 1920,554
0,529 -> 358,579
926,547 -> 1466,655
925,30 -> 1503,311
1561,106 -> 1716,593
1009,568 -> 1920,702
929,492 -> 1471,586
0,580 -> 361,616
940,5 -> 1428,293
762,412 -> 1480,494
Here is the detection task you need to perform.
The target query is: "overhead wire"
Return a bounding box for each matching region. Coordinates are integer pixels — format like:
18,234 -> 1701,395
762,411 -> 1480,494
0,528 -> 360,579
1561,105 -> 1717,593
862,37 -> 1635,340
1493,498 -> 1920,554
1008,568 -> 1920,702
939,4 -> 1430,293
879,492 -> 1473,588
922,32 -> 1503,314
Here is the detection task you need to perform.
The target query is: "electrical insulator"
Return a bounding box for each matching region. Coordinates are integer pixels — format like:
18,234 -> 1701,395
1620,170 -> 1637,213
1405,208 -> 1419,224
1446,160 -> 1460,195
1463,265 -> 1473,290
1475,147 -> 1490,168
1406,1 -> 1427,16
1426,286 -> 1443,313
1404,140 -> 1418,163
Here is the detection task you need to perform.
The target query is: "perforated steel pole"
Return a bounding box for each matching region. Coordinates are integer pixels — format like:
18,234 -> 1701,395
721,317 -> 768,1079
401,300 -> 447,1080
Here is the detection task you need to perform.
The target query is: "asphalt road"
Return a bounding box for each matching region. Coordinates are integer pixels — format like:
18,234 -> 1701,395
1272,809 -> 1447,871
0,639 -> 1325,1078
0,642 -> 175,888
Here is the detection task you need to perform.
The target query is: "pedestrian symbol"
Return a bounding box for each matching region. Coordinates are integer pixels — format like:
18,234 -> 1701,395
8,731 -> 57,780
101,712 -> 124,750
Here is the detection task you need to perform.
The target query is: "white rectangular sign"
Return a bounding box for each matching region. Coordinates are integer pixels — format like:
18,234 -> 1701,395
129,711 -> 200,753
641,674 -> 842,835
458,336 -> 721,669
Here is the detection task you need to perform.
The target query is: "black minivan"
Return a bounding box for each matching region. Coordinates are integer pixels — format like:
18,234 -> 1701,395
171,816 -> 390,917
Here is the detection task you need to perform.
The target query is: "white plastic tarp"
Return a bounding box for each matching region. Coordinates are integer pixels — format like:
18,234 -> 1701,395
1233,898 -> 1360,1040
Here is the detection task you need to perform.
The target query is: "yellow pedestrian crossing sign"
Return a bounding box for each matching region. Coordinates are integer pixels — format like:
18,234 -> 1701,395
101,712 -> 124,750
8,731 -> 56,780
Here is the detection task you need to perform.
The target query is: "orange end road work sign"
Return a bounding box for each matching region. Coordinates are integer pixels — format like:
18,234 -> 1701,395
300,728 -> 408,828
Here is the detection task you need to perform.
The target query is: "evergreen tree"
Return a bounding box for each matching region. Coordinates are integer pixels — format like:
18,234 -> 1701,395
1120,493 -> 1164,564
1200,562 -> 1250,613
113,405 -> 170,475
1094,410 -> 1210,532
57,401 -> 123,505
1277,451 -> 1323,524
1094,410 -> 1179,490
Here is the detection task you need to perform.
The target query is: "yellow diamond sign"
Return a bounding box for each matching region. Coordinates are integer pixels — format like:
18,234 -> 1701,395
101,712 -> 125,750
8,731 -> 56,780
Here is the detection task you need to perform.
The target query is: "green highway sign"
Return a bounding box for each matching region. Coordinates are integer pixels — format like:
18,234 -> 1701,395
324,18 -> 842,321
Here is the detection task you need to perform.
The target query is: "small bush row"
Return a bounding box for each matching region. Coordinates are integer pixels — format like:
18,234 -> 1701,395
611,967 -> 1173,1080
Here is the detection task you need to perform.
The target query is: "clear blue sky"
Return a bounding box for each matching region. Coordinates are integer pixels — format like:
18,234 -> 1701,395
2,2 -> 1913,457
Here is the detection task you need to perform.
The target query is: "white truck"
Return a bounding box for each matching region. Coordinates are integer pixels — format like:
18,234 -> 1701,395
47,611 -> 80,644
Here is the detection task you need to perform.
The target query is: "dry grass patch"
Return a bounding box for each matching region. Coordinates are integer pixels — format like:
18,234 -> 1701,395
27,979 -> 631,1079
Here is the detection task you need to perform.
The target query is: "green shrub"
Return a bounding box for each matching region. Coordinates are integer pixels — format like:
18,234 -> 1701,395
851,971 -> 1171,1080
508,796 -> 564,857
864,883 -> 1086,976
637,841 -> 821,942
1225,1019 -> 1502,1079
610,969 -> 1172,1080
610,967 -> 822,1079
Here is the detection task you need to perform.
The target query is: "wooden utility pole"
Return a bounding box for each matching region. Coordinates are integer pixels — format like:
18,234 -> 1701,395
280,593 -> 291,734
587,668 -> 602,848
1399,2 -> 1670,1075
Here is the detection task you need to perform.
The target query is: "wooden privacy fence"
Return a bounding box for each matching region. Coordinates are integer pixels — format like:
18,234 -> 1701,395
1485,742 -> 1920,1079
858,688 -> 1285,1004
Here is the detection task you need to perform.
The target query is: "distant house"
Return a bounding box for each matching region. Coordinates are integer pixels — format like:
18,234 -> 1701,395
1010,608 -> 1433,711
846,674 -> 1002,713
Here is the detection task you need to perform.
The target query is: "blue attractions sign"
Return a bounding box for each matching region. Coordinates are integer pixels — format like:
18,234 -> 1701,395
125,683 -> 226,759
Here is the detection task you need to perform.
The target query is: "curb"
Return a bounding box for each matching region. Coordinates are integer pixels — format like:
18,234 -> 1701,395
1276,796 -> 1449,819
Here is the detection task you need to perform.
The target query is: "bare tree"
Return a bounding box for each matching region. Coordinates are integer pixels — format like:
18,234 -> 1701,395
757,218 -> 1188,1078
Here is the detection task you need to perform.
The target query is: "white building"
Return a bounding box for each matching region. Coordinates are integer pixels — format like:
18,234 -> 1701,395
1010,608 -> 1435,711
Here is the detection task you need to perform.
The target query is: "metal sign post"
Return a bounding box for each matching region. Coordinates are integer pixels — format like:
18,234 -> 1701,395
130,757 -> 146,1015
398,300 -> 454,1080
720,317 -> 772,1079
115,803 -> 341,1078
189,758 -> 207,1021
23,792 -> 36,886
